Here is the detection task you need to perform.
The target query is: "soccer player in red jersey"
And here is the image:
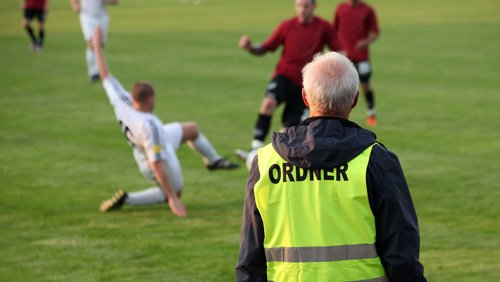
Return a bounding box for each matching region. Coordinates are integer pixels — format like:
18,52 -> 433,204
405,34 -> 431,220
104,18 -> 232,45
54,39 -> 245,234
237,0 -> 339,160
333,0 -> 379,126
22,0 -> 48,51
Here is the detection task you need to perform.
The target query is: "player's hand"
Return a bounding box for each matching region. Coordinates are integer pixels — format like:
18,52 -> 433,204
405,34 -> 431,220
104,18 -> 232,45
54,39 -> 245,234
239,35 -> 251,50
355,40 -> 368,50
71,1 -> 81,13
169,198 -> 187,218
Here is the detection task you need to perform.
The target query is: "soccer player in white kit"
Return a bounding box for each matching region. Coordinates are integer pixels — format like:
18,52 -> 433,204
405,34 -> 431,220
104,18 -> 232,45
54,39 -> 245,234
71,0 -> 117,82
90,27 -> 239,217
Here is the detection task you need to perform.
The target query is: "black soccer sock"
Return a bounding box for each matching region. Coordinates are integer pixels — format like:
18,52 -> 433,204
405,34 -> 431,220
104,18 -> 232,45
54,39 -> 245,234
364,90 -> 375,112
25,26 -> 37,45
253,114 -> 272,142
38,29 -> 44,47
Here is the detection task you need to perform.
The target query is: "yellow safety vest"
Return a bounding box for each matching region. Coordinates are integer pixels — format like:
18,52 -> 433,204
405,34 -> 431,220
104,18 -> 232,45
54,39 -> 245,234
254,144 -> 387,282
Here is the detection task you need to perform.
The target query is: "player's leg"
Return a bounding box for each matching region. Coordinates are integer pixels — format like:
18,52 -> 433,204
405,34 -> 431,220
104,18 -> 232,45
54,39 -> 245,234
235,77 -> 284,161
252,77 -> 285,149
356,61 -> 376,126
22,9 -> 37,51
362,81 -> 376,121
35,11 -> 46,50
79,14 -> 100,82
165,122 -> 238,170
124,145 -> 184,205
253,97 -> 278,149
281,78 -> 305,129
100,147 -> 184,211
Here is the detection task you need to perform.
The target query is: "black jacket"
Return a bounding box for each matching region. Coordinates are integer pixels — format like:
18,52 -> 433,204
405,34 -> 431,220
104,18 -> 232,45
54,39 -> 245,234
236,117 -> 426,282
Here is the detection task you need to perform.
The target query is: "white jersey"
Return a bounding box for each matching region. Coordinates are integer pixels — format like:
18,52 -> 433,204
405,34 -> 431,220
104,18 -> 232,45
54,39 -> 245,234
80,0 -> 107,17
102,76 -> 168,164
102,76 -> 185,192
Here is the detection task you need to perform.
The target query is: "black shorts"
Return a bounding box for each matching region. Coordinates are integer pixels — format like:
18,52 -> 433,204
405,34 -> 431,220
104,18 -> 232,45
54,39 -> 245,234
24,8 -> 46,22
353,60 -> 372,83
264,75 -> 306,127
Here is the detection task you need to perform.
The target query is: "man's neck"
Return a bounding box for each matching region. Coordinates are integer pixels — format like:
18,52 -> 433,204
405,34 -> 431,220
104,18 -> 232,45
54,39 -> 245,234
133,103 -> 151,113
309,111 -> 349,119
349,0 -> 361,7
298,16 -> 314,25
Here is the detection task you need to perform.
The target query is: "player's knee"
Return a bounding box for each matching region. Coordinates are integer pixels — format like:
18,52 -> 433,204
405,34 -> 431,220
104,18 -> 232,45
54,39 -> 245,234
182,122 -> 199,140
260,98 -> 277,114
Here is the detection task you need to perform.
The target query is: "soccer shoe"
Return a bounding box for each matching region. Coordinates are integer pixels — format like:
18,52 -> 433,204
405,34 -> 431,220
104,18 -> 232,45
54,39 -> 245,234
29,43 -> 37,52
89,74 -> 100,83
235,149 -> 249,161
100,190 -> 128,212
206,158 -> 240,171
366,115 -> 377,127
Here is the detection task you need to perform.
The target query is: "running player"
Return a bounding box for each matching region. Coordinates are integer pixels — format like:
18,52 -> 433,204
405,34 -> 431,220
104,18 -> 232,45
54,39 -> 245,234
333,0 -> 380,126
22,0 -> 48,51
236,0 -> 339,161
90,27 -> 239,218
71,0 -> 118,82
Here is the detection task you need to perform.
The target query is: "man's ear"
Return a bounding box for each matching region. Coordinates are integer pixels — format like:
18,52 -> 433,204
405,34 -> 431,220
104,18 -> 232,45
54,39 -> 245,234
351,90 -> 359,109
302,88 -> 310,108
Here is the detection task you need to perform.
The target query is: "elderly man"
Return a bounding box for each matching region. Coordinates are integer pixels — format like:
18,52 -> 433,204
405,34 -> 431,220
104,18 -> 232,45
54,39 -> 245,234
236,52 -> 426,281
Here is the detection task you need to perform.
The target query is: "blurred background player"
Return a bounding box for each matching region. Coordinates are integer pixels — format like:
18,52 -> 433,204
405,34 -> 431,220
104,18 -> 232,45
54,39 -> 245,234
22,0 -> 48,51
90,27 -> 239,218
71,0 -> 118,83
333,0 -> 379,126
236,0 -> 339,160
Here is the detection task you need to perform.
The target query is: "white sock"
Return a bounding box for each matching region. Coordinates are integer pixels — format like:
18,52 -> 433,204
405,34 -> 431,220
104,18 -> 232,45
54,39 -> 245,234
251,139 -> 264,150
188,133 -> 220,164
86,47 -> 98,76
125,187 -> 166,205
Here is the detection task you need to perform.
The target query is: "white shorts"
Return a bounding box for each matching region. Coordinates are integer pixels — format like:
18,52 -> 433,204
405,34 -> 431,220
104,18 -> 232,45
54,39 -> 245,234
79,12 -> 109,42
134,122 -> 185,193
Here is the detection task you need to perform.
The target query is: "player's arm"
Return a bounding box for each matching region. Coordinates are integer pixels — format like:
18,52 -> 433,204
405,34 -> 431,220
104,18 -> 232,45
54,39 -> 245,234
150,160 -> 187,218
90,26 -> 110,80
355,30 -> 378,50
239,35 -> 267,56
356,9 -> 379,50
70,0 -> 80,13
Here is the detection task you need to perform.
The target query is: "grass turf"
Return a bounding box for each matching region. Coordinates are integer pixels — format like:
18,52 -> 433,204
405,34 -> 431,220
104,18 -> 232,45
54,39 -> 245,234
1,0 -> 499,281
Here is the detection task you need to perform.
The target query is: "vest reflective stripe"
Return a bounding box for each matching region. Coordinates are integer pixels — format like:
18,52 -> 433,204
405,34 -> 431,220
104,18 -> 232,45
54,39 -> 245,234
356,277 -> 389,282
255,144 -> 386,282
265,243 -> 378,263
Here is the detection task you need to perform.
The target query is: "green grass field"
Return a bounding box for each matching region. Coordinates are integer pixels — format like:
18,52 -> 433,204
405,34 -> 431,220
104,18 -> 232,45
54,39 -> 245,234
1,0 -> 499,281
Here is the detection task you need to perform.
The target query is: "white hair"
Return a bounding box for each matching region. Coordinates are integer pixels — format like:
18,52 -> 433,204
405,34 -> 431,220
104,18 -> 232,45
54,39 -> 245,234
302,52 -> 359,116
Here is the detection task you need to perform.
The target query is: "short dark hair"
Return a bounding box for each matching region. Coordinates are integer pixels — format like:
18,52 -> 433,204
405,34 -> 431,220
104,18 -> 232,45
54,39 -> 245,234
131,82 -> 155,104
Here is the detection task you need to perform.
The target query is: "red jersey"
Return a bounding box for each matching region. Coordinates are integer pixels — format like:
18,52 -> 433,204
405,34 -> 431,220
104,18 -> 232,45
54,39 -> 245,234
333,2 -> 379,61
262,16 -> 338,86
24,0 -> 47,10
